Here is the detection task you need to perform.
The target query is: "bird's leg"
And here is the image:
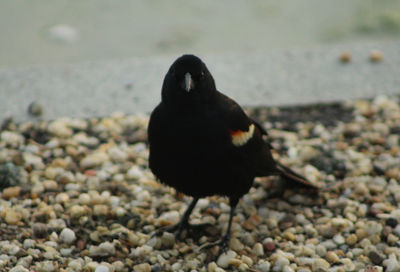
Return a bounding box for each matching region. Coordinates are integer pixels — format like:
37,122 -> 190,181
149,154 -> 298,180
201,198 -> 238,255
154,197 -> 199,239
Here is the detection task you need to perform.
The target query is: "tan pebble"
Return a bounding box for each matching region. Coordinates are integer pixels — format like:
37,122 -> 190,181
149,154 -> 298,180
326,251 -> 340,263
228,258 -> 242,267
253,242 -> 264,256
312,258 -> 330,271
43,180 -> 58,191
93,205 -> 109,216
346,234 -> 358,246
133,263 -> 151,272
369,50 -> 383,62
387,233 -> 399,245
241,255 -> 253,267
69,205 -> 88,219
283,231 -> 296,241
2,186 -> 21,199
340,51 -> 351,63
356,229 -> 368,240
238,263 -> 249,271
4,209 -> 22,225
229,237 -> 244,251
208,262 -> 218,272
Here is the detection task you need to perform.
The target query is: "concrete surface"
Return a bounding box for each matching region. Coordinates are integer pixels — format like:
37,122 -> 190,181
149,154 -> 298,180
1,40 -> 400,122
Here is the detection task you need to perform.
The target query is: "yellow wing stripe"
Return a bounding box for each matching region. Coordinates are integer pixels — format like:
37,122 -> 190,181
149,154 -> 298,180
230,124 -> 255,146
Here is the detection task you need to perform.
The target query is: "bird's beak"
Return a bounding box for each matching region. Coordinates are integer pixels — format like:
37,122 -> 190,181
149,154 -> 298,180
184,72 -> 194,92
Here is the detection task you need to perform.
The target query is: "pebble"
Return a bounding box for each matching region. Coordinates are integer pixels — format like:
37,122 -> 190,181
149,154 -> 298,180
10,265 -> 29,272
0,98 -> 399,270
217,250 -> 237,268
95,265 -> 110,272
326,251 -> 340,264
59,228 -> 76,244
2,186 -> 21,199
340,51 -> 351,63
345,234 -> 358,246
3,208 -> 22,225
369,251 -> 384,265
369,50 -> 383,62
383,254 -> 400,272
89,242 -> 116,257
312,258 -> 330,271
253,242 -> 264,256
133,263 -> 151,272
28,101 -> 43,116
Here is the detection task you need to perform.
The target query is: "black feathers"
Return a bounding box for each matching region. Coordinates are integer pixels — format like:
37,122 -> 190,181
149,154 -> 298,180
148,54 -> 318,251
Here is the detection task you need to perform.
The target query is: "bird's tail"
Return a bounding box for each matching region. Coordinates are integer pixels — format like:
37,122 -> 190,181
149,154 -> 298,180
275,161 -> 319,190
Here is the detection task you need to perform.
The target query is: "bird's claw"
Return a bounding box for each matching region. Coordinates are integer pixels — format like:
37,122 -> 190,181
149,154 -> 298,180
199,235 -> 230,257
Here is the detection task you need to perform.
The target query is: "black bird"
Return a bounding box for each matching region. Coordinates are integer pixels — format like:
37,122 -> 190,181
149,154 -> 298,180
148,54 -> 317,250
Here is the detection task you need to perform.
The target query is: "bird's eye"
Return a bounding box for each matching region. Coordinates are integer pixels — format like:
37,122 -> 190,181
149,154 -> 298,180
199,71 -> 205,79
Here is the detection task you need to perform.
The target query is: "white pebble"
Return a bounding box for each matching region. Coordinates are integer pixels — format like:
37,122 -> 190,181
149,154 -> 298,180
383,254 -> 400,272
10,265 -> 29,272
95,264 -> 110,272
89,242 -> 116,257
1,131 -> 24,146
217,250 -> 237,268
59,228 -> 76,244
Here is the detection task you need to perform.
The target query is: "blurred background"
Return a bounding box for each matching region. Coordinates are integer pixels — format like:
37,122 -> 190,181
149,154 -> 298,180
1,0 -> 400,68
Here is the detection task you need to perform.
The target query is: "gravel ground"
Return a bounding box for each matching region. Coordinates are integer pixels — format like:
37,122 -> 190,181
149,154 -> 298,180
0,95 -> 399,272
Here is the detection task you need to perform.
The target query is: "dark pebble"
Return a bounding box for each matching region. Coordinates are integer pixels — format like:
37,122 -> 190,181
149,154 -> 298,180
263,241 -> 276,252
386,218 -> 398,228
32,222 -> 48,238
28,101 -> 43,116
279,214 -> 297,230
368,250 -> 383,265
0,162 -> 21,189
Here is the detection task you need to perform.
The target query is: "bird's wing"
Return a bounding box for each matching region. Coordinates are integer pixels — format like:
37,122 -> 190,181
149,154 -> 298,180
216,91 -> 266,147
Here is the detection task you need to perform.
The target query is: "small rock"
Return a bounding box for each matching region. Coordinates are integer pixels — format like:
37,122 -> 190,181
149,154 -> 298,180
346,234 -> 358,246
10,265 -> 29,272
255,262 -> 271,272
370,50 -> 383,62
3,208 -> 23,225
28,102 -> 43,116
95,265 -> 110,272
253,242 -> 264,256
340,51 -> 351,63
2,186 -> 21,199
32,223 -> 48,238
156,211 -> 180,227
369,251 -> 383,265
161,232 -> 175,248
383,254 -> 400,272
326,251 -> 340,264
217,250 -> 237,268
263,241 -> 276,252
133,263 -> 151,272
279,214 -> 297,230
312,258 -> 330,271
89,242 -> 116,257
80,152 -> 109,169
47,120 -> 73,137
59,228 -> 76,244
386,218 -> 398,228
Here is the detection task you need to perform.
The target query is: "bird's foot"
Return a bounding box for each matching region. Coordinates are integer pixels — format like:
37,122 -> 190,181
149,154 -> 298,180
199,234 -> 230,258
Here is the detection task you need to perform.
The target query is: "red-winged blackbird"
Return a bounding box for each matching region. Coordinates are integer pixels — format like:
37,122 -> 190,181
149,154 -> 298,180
148,54 -> 317,250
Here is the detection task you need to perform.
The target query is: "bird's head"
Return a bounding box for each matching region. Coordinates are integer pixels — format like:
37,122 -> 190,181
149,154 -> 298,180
161,54 -> 216,105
